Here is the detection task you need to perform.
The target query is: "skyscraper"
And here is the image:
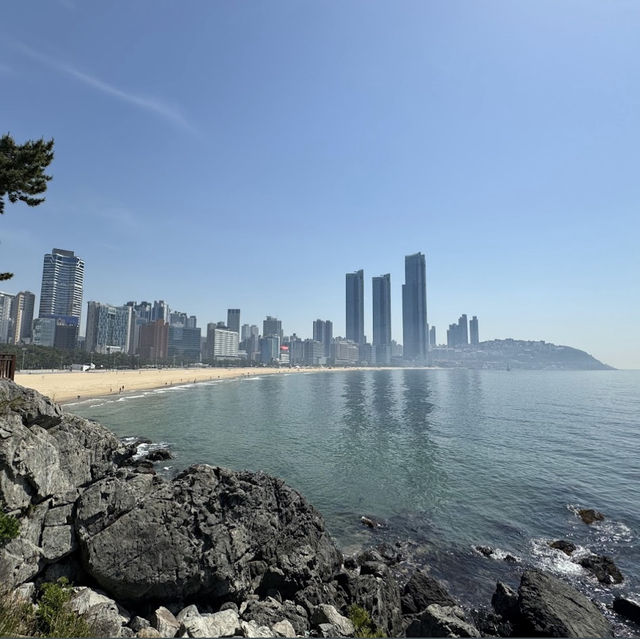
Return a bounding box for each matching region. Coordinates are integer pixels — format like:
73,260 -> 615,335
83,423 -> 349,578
429,325 -> 436,347
10,291 -> 35,344
402,253 -> 428,362
345,269 -> 364,344
470,316 -> 479,346
39,249 -> 84,320
227,309 -> 240,335
263,316 -> 282,339
372,274 -> 391,364
458,314 -> 469,345
85,302 -> 133,354
312,319 -> 333,357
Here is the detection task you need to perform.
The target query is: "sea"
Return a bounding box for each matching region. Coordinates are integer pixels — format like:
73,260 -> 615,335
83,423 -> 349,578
67,368 -> 640,635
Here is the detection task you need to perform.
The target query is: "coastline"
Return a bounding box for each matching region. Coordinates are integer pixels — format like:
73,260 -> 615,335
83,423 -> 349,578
14,365 -> 422,404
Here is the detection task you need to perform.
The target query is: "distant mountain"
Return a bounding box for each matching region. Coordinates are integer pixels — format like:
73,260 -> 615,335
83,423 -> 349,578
430,339 -> 613,370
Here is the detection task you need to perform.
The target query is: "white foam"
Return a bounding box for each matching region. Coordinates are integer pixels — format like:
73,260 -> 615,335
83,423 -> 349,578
531,538 -> 586,577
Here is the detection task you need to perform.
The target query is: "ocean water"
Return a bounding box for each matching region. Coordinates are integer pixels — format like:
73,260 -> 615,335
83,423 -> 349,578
69,369 -> 640,634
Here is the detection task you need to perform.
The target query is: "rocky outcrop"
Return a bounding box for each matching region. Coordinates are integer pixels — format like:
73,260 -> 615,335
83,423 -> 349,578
613,597 -> 640,624
549,540 -> 576,556
578,553 -> 623,584
516,569 -> 612,637
405,604 -> 480,637
401,570 -> 456,614
577,508 -> 605,525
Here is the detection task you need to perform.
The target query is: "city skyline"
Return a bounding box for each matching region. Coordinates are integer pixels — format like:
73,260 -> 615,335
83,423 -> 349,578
1,3 -> 638,368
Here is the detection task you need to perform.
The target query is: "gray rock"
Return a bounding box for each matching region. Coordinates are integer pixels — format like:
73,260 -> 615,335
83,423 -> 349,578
311,604 -> 354,636
176,604 -> 200,624
406,604 -> 481,637
138,628 -> 162,638
613,596 -> 640,624
517,569 -> 612,637
130,616 -> 151,632
401,570 -> 456,614
317,622 -> 339,638
41,523 -> 75,561
549,540 -> 577,556
75,464 -> 341,602
578,553 -> 624,584
242,598 -> 308,636
180,609 -> 241,638
12,581 -> 36,602
577,508 -> 605,525
151,606 -> 180,637
219,601 -> 239,614
240,619 -> 273,637
491,581 -> 518,621
272,619 -> 296,637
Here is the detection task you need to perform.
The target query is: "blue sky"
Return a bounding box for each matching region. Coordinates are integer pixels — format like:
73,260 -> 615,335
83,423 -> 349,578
1,1 -> 639,368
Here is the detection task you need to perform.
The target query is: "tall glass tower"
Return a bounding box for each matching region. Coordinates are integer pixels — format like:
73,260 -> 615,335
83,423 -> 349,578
373,274 -> 391,364
38,248 -> 84,321
345,269 -> 364,344
402,252 -> 428,362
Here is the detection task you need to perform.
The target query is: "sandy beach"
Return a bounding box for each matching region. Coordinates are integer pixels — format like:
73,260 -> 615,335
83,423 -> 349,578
14,367 -> 309,403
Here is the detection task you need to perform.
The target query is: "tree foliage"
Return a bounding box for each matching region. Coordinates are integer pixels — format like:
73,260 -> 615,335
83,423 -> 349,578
0,133 -> 55,280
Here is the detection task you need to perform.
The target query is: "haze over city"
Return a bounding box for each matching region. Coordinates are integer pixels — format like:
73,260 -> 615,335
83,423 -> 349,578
1,2 -> 639,368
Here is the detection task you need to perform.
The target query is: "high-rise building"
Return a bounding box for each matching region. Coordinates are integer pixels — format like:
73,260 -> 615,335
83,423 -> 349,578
470,316 -> 479,346
206,323 -> 239,360
429,325 -> 436,347
402,253 -> 428,362
458,314 -> 469,345
263,316 -> 282,339
152,300 -> 170,323
227,309 -> 240,335
139,320 -> 169,362
345,269 -> 364,345
38,249 -> 84,321
261,335 -> 280,364
85,302 -> 134,354
312,319 -> 333,357
168,326 -> 202,362
0,292 -> 14,344
10,291 -> 35,344
372,274 -> 391,364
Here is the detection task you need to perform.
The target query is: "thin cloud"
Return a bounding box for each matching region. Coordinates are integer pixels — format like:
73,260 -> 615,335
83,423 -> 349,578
15,41 -> 194,132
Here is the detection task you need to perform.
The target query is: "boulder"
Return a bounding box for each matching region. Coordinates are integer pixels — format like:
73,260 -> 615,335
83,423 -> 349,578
151,606 -> 180,637
474,545 -> 494,557
491,581 -> 518,621
471,608 -> 513,638
138,628 -> 162,638
239,619 -> 273,637
405,604 -> 481,637
578,554 -> 623,584
130,616 -> 151,632
401,570 -> 456,614
145,448 -> 173,462
67,587 -> 131,637
577,508 -> 605,525
613,596 -> 640,624
75,464 -> 342,602
310,604 -> 354,636
549,540 -> 577,555
517,569 -> 612,637
272,619 -> 296,637
179,608 -> 242,638
241,598 -> 308,635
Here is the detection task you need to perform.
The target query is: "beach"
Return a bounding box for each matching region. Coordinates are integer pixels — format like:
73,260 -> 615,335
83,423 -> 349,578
14,367 -> 308,403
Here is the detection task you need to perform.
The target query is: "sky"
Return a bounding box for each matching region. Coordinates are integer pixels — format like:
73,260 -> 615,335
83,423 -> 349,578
1,1 -> 639,368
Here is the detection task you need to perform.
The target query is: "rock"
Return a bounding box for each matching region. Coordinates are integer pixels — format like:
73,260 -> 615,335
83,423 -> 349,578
491,581 -> 518,621
130,616 -> 151,632
0,381 -> 125,588
504,554 -> 518,563
75,464 -> 341,602
360,561 -> 388,578
151,606 -> 180,637
138,628 -> 162,638
550,540 -> 577,555
578,508 -> 605,525
12,581 -> 36,603
67,587 -> 131,637
474,545 -> 494,557
471,608 -> 513,638
613,596 -> 640,624
578,554 -> 623,584
219,601 -> 239,614
180,609 -> 242,638
517,569 -> 612,637
311,604 -> 354,636
317,622 -> 339,637
239,619 -> 273,637
272,619 -> 296,637
401,570 -> 456,614
341,572 -> 403,637
405,604 -> 481,638
146,448 -> 173,462
176,605 -> 199,624
242,598 -> 308,636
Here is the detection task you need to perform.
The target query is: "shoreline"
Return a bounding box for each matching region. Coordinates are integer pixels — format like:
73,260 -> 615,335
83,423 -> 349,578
14,365 -> 424,404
